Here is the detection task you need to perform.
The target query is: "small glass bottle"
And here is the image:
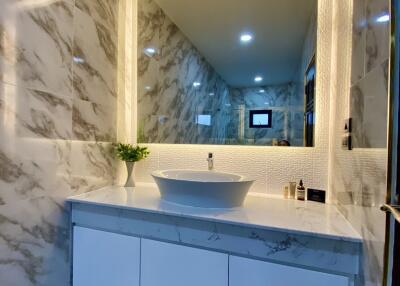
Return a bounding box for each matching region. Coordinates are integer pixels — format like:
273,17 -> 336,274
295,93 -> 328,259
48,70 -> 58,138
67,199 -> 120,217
283,185 -> 289,199
289,182 -> 296,199
297,179 -> 306,201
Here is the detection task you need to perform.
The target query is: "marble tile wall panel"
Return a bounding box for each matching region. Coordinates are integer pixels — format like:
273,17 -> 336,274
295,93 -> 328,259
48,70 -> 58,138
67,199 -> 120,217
73,0 -> 118,105
70,142 -> 115,184
330,0 -> 389,284
72,98 -> 116,142
0,0 -> 122,284
72,0 -> 119,143
0,196 -> 70,286
69,141 -> 117,196
0,0 -> 74,96
0,82 -> 73,141
350,0 -> 389,148
365,0 -> 390,73
16,90 -> 72,140
0,83 -> 73,204
0,139 -> 70,205
0,136 -> 73,285
0,116 -> 117,285
350,60 -> 388,148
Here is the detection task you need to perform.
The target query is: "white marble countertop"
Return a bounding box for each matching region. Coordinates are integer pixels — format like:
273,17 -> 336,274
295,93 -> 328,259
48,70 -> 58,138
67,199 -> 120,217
67,184 -> 362,243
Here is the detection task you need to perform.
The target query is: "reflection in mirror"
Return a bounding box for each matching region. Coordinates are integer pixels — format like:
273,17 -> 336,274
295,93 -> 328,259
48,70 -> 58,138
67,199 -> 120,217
137,0 -> 317,147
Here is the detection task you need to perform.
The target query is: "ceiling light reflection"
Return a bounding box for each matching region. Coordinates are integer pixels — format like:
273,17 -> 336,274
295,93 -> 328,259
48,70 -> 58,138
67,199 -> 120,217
240,33 -> 253,43
376,14 -> 390,23
254,76 -> 263,82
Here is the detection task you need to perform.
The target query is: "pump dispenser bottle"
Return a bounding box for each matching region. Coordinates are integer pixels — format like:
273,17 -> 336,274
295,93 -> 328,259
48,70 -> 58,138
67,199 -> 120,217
297,180 -> 306,201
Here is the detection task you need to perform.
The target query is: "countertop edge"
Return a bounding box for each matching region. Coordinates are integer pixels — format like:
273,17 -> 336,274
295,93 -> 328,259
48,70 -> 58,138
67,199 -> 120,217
67,194 -> 363,244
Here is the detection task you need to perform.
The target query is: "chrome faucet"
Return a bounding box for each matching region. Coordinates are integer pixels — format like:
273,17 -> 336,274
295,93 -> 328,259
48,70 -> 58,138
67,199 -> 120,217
207,153 -> 214,171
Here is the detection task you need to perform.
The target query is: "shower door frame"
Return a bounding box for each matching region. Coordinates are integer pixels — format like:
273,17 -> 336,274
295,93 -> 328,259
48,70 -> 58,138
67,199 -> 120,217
384,0 -> 400,285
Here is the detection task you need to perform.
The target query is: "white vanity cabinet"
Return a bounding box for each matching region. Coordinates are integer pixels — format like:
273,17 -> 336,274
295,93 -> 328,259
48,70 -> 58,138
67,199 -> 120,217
72,227 -> 141,286
72,227 -> 228,286
72,227 -> 352,286
229,256 -> 351,286
69,191 -> 361,286
141,239 -> 228,286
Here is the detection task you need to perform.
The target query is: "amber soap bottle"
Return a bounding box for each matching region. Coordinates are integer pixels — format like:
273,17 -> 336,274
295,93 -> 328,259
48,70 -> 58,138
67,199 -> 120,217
297,180 -> 306,201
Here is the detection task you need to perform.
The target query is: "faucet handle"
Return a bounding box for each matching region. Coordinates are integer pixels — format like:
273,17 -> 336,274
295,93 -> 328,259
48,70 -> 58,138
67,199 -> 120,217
208,152 -> 213,159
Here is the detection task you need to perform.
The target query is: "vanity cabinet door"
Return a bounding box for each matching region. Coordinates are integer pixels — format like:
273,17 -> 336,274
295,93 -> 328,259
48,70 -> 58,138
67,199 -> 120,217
229,256 -> 350,286
73,226 -> 140,286
141,239 -> 228,286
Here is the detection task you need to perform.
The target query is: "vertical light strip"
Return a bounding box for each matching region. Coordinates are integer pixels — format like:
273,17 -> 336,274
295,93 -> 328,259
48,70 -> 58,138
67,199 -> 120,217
2,3 -> 17,142
116,0 -> 135,184
326,0 -> 354,203
117,0 -> 126,142
125,0 -> 134,143
117,0 -> 135,144
327,0 -> 338,204
132,0 -> 138,144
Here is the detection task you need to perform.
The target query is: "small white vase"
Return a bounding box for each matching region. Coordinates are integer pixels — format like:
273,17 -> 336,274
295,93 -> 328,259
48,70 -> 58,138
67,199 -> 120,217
124,161 -> 136,187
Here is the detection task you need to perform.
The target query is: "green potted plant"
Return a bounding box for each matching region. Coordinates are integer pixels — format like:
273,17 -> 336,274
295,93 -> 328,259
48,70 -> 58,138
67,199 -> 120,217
116,143 -> 150,187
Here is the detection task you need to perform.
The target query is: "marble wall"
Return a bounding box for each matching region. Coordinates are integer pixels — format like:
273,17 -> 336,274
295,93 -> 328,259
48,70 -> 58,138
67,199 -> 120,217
329,0 -> 389,285
351,0 -> 389,148
0,0 -> 126,284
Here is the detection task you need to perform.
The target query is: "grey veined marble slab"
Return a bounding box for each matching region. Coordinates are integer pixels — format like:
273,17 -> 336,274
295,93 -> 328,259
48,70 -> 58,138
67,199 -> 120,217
68,184 -> 361,242
68,185 -> 362,279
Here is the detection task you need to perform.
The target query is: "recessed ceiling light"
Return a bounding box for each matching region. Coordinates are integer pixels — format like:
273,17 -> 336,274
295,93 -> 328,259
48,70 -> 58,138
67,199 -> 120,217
254,76 -> 263,82
259,89 -> 265,93
144,47 -> 157,57
193,82 -> 201,87
145,86 -> 152,91
209,92 -> 215,96
240,33 -> 253,43
376,13 -> 390,23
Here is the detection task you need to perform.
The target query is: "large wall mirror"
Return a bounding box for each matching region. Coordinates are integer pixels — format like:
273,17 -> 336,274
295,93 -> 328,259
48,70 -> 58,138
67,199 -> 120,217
137,0 -> 317,147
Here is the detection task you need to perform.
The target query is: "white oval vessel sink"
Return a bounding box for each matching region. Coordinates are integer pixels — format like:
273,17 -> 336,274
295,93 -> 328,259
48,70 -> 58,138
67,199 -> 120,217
152,170 -> 254,208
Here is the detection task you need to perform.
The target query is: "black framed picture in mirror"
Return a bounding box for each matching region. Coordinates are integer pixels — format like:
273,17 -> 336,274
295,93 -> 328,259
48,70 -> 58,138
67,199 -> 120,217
249,110 -> 272,129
